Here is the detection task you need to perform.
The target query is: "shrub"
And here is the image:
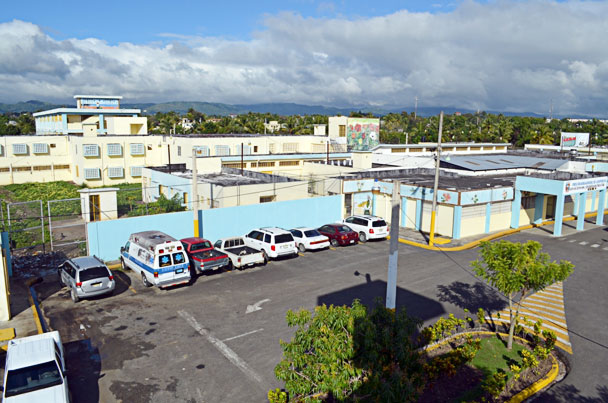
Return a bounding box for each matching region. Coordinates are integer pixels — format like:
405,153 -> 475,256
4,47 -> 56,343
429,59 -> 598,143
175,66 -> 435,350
482,370 -> 507,398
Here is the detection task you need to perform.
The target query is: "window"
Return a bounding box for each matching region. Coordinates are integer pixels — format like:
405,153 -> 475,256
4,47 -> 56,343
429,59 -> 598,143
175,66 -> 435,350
33,165 -> 51,171
12,144 -> 28,155
236,144 -> 251,155
275,234 -> 294,244
182,192 -> 189,205
215,145 -> 230,156
279,160 -> 299,166
159,255 -> 172,267
264,234 -> 271,243
83,168 -> 101,180
260,195 -> 275,203
0,145 -> 3,156
177,146 -> 181,156
54,164 -> 70,170
194,146 -> 210,156
190,241 -> 212,250
258,161 -> 275,168
172,252 -> 185,264
269,144 -> 276,154
107,143 -> 122,156
79,267 -> 110,282
290,229 -> 303,238
282,143 -> 298,153
253,146 -> 258,153
372,220 -> 387,227
108,167 -> 124,178
13,166 -> 31,172
304,229 -> 321,237
33,143 -> 49,154
522,196 -> 535,209
83,144 -> 99,157
130,166 -> 143,177
130,143 -> 145,156
391,148 -> 407,153
222,162 -> 242,169
0,167 -> 9,173
339,125 -> 346,137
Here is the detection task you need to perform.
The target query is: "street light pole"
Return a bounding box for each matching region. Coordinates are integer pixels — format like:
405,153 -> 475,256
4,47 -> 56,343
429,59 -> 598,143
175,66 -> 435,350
386,179 -> 400,309
429,111 -> 443,247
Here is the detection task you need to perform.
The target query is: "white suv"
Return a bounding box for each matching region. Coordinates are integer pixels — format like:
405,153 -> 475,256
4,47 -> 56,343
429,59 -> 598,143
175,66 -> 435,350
3,331 -> 70,402
244,227 -> 298,259
342,215 -> 388,242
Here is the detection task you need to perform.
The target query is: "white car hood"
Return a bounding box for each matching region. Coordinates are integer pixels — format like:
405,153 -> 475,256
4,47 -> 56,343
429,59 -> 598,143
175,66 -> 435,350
5,383 -> 68,403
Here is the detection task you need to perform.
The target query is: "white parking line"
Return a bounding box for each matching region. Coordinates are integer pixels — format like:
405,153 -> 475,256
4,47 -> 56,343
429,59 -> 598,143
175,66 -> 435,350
591,244 -> 600,248
569,240 -> 577,243
222,328 -> 264,342
178,310 -> 265,387
603,247 -> 608,251
579,241 -> 588,245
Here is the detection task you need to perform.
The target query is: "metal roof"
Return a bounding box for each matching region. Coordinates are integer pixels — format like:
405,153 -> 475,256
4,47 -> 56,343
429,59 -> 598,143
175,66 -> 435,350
440,154 -> 567,171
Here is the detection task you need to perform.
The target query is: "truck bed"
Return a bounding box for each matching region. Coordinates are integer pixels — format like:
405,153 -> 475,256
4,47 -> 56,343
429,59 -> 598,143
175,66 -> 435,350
225,245 -> 261,256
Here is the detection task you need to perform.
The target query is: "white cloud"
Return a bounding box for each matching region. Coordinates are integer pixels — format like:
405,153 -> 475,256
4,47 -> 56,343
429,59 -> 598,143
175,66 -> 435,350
1,1 -> 608,116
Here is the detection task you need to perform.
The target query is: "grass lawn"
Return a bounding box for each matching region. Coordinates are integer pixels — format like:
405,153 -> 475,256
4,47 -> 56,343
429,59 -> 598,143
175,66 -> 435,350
456,335 -> 527,402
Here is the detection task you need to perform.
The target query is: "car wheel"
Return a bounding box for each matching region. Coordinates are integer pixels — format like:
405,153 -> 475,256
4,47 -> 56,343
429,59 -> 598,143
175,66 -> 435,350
298,243 -> 306,253
58,273 -> 64,288
141,273 -> 152,288
70,287 -> 79,303
225,261 -> 234,271
262,251 -> 268,265
330,239 -> 339,247
359,232 -> 367,243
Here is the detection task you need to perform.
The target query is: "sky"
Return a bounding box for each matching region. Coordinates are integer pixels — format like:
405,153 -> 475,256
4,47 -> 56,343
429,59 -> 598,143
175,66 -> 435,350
1,0 -> 607,116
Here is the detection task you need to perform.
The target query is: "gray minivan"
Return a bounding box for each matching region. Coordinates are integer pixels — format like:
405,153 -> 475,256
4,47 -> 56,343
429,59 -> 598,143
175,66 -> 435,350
58,256 -> 115,302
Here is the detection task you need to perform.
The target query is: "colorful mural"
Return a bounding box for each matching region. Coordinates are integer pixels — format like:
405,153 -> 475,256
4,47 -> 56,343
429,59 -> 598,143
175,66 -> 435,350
347,118 -> 380,151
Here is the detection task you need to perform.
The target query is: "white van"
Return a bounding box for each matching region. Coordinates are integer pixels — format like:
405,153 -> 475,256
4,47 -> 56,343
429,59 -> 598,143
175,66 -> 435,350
3,331 -> 70,402
120,231 -> 191,288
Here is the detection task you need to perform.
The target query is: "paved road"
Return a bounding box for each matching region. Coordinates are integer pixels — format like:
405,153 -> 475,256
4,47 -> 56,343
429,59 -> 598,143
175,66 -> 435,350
36,227 -> 608,402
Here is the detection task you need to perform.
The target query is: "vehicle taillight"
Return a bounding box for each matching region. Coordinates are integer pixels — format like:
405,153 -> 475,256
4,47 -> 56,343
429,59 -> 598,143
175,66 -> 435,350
153,272 -> 159,278
238,257 -> 241,264
177,246 -> 182,251
271,245 -> 276,251
108,276 -> 114,281
159,249 -> 164,254
76,282 -> 82,287
341,235 -> 346,240
369,228 -> 374,234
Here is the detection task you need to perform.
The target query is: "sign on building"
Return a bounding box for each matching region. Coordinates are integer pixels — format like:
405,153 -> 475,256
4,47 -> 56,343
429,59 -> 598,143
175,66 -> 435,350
563,177 -> 607,195
560,132 -> 589,147
347,118 -> 380,151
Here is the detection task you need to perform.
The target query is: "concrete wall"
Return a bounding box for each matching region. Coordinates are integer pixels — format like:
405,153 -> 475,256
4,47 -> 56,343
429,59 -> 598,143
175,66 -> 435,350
87,195 -> 343,261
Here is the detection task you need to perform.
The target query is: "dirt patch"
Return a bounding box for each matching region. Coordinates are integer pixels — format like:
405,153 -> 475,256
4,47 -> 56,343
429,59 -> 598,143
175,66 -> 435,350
109,380 -> 161,403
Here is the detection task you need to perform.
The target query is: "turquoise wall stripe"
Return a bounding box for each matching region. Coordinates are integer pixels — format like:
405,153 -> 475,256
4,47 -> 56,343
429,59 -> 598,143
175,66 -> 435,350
415,199 -> 422,230
485,203 -> 491,234
511,190 -> 522,228
400,197 -> 407,227
554,195 -> 565,236
597,189 -> 606,225
591,190 -> 597,211
577,192 -> 586,230
453,205 -> 462,239
534,194 -> 544,224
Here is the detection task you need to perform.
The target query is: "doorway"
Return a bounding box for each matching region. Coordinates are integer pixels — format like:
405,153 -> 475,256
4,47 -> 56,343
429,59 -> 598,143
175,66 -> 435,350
89,195 -> 101,222
545,196 -> 556,220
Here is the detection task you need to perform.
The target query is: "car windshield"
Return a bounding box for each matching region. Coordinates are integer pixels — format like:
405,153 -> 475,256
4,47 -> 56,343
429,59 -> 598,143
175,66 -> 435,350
275,234 -> 294,244
5,360 -> 63,397
372,220 -> 387,227
304,230 -> 321,237
159,254 -> 172,267
79,266 -> 109,282
337,225 -> 352,233
190,241 -> 211,251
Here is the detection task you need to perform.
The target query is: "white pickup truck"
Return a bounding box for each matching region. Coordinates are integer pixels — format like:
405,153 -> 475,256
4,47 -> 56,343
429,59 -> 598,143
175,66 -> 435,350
213,237 -> 267,270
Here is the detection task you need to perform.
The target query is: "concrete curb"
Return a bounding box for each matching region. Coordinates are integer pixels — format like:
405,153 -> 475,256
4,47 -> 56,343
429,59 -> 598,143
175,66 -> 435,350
24,277 -> 46,335
422,330 -> 561,402
397,211 -> 601,252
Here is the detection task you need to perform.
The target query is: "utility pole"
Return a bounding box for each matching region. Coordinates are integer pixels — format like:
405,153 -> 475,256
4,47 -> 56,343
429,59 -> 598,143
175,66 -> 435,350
168,144 -> 172,174
429,111 -> 443,247
326,139 -> 330,164
192,148 -> 199,237
240,142 -> 244,175
386,180 -> 400,309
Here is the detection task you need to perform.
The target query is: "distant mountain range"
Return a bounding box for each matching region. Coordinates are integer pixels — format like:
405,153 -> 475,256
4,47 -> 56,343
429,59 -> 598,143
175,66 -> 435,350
0,99 -> 570,119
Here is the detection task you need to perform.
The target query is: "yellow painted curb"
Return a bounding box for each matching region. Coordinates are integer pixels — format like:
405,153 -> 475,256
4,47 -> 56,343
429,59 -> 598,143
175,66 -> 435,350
397,211 -> 600,252
423,331 -> 561,402
25,278 -> 44,335
107,263 -> 121,270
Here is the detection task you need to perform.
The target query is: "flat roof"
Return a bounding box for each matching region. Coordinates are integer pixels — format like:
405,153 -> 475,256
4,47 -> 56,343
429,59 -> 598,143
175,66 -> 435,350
157,167 -> 300,186
33,108 -> 141,117
440,154 -> 567,171
74,95 -> 123,99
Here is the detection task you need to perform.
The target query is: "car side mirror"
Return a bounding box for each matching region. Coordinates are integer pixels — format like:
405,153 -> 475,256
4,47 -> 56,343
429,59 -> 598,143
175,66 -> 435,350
120,247 -> 125,253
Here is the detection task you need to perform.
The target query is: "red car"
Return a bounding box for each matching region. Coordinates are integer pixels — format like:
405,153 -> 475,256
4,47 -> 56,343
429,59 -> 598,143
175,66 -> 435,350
317,224 -> 359,247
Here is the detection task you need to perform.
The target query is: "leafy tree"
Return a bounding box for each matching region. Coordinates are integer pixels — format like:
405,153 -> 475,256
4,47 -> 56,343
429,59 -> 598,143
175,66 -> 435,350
274,300 -> 424,402
530,125 -> 555,144
471,240 -> 574,349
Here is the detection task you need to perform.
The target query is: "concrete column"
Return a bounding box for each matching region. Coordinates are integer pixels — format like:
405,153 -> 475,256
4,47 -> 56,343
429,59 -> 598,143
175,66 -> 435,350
591,190 -> 597,211
577,192 -> 586,231
372,192 -> 377,216
573,194 -> 578,216
99,114 -> 105,133
510,189 -> 522,229
534,193 -> 544,224
596,189 -> 606,225
61,113 -> 68,134
485,202 -> 491,233
554,194 -> 565,236
415,199 -> 422,230
400,197 -> 407,227
453,205 -> 462,239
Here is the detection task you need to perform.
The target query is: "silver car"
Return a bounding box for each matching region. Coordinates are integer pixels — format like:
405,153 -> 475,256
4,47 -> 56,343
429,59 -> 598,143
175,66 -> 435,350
58,256 -> 115,303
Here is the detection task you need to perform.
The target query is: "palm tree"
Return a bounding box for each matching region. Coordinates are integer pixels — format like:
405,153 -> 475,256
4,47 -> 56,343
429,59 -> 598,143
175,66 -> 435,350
530,125 -> 554,144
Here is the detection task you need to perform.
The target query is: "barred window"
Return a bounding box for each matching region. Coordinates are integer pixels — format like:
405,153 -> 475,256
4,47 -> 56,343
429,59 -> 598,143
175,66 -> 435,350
130,143 -> 145,156
258,161 -> 275,168
83,144 -> 100,157
13,166 -> 31,172
222,163 -> 242,168
12,144 -> 28,155
461,205 -> 486,218
130,166 -> 143,177
32,143 -> 49,154
491,201 -> 512,214
54,164 -> 70,170
521,196 -> 535,209
268,143 -> 275,153
33,165 -> 51,171
107,143 -> 123,156
108,167 -> 124,178
312,144 -> 325,153
215,145 -> 230,156
84,168 -> 101,180
282,143 -> 298,153
0,167 -> 9,172
236,144 -> 251,155
194,146 -> 210,156
279,160 -> 299,166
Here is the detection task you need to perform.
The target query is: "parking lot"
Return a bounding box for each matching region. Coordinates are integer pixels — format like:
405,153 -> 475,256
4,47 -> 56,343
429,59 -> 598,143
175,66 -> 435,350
35,237 -> 494,403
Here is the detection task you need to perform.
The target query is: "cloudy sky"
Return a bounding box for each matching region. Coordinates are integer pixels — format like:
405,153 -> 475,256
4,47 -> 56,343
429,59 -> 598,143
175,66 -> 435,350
1,0 -> 607,116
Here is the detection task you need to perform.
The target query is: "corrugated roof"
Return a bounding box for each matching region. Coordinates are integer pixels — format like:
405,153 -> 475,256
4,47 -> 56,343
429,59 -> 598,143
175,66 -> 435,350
441,155 -> 566,171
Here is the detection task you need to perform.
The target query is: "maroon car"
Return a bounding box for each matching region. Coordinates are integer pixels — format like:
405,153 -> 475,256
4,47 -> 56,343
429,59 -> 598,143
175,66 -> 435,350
317,224 -> 359,247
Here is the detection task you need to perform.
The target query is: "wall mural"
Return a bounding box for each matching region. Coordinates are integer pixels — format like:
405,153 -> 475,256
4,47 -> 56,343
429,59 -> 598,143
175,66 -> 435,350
347,118 -> 380,151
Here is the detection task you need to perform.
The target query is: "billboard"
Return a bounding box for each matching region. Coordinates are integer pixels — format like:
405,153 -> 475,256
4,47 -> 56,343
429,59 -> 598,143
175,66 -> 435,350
563,177 -> 607,195
560,132 -> 589,147
347,118 -> 380,151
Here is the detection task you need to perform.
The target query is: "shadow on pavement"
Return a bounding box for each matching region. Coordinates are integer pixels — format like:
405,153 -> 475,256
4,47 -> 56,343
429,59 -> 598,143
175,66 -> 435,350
317,271 -> 445,322
64,338 -> 101,403
534,384 -> 608,403
436,281 -> 507,312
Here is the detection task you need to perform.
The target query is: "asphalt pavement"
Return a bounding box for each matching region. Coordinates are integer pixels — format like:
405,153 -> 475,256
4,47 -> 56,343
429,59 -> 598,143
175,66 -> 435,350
34,225 -> 608,402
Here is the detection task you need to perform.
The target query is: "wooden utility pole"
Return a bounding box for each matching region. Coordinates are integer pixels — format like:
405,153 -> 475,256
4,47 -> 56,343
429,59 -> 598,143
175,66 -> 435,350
429,111 -> 443,247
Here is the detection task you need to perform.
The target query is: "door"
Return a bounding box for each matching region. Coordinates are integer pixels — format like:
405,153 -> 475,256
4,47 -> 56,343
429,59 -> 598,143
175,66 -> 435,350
545,196 -> 556,220
89,195 -> 101,222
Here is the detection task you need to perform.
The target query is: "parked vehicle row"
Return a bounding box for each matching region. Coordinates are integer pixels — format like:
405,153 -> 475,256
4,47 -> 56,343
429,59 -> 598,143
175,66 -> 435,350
56,215 -> 389,300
